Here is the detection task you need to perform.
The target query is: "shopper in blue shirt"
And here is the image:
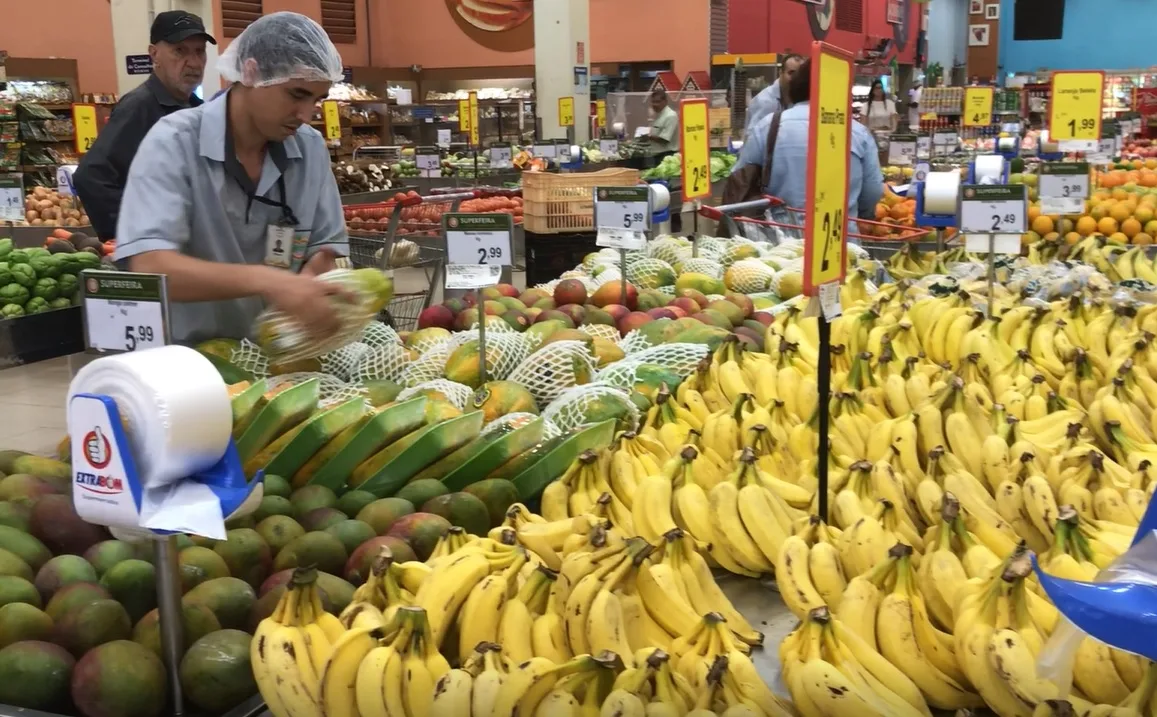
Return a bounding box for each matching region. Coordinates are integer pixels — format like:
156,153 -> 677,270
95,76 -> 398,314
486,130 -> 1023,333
732,57 -> 884,237
744,54 -> 802,138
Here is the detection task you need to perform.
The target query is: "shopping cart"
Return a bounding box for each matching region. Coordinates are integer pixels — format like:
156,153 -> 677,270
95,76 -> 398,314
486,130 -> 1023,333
698,195 -> 937,284
343,188 -> 524,331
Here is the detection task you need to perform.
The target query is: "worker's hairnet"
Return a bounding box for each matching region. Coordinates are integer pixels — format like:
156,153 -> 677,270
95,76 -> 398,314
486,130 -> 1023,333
218,12 -> 343,88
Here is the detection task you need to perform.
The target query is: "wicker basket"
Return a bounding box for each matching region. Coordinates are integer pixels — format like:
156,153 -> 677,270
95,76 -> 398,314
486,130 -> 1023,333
522,167 -> 642,234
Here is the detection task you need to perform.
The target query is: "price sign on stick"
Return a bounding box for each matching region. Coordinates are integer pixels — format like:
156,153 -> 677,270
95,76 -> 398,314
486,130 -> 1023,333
595,186 -> 651,231
81,271 -> 169,352
963,87 -> 994,127
1039,162 -> 1090,215
458,99 -> 471,132
489,145 -> 513,168
680,99 -> 711,202
322,100 -> 342,141
558,97 -> 575,127
599,139 -> 619,156
468,92 -> 480,147
416,150 -> 441,178
533,143 -> 557,159
1049,71 -> 1105,151
916,134 -> 932,159
959,184 -> 1027,237
72,104 -> 99,154
802,42 -> 852,297
444,213 -> 513,267
0,174 -> 23,222
887,134 -> 917,165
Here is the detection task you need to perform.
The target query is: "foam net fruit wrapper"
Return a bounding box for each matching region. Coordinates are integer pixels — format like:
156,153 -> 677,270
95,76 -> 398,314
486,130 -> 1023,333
353,343 -> 414,383
253,268 -> 395,364
541,382 -> 640,433
396,379 -> 475,410
231,339 -> 270,379
321,341 -> 370,382
596,343 -> 710,386
506,340 -> 599,408
481,412 -> 562,440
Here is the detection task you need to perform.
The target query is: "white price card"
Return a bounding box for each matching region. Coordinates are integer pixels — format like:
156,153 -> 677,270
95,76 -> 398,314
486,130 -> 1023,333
533,144 -> 557,159
933,130 -> 958,146
445,264 -> 502,290
596,228 -> 647,251
416,152 -> 441,178
559,145 -> 573,163
56,166 -> 77,197
908,162 -> 931,198
965,234 -> 1023,254
489,145 -> 513,168
818,281 -> 842,320
1098,138 -> 1116,156
594,186 -> 651,231
0,174 -> 23,222
599,139 -> 619,156
887,134 -> 917,166
1038,161 -> 1089,214
916,135 -> 932,159
958,184 -> 1027,235
436,129 -> 451,147
81,271 -> 168,352
443,213 -> 513,267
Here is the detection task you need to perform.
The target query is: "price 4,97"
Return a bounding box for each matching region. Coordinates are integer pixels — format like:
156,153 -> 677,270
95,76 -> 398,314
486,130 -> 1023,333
477,246 -> 504,264
1067,118 -> 1097,133
124,325 -> 154,351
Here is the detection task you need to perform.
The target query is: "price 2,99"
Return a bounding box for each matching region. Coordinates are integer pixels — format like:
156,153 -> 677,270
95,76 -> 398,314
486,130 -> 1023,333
477,246 -> 504,264
124,325 -> 154,351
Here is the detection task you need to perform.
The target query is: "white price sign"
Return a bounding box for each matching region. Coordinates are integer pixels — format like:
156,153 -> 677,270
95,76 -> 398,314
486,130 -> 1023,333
818,281 -> 842,321
933,130 -> 958,146
489,146 -> 513,168
443,213 -> 513,267
887,135 -> 917,166
959,184 -> 1027,234
594,186 -> 651,231
436,129 -> 451,147
559,145 -> 574,163
916,135 -> 932,158
1039,162 -> 1089,215
445,264 -> 502,290
0,174 -> 23,222
416,153 -> 441,178
908,162 -> 930,198
56,166 -> 77,197
533,144 -> 557,158
596,227 -> 647,251
964,233 -> 1023,254
1099,138 -> 1117,155
599,139 -> 619,156
81,271 -> 168,353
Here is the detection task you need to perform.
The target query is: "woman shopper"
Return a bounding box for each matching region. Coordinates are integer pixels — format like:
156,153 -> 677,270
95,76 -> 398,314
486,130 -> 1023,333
861,80 -> 898,133
113,12 -> 353,345
729,58 -> 885,239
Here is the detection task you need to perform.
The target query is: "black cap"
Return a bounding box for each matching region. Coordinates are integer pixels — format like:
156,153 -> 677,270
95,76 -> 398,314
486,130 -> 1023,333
150,10 -> 217,45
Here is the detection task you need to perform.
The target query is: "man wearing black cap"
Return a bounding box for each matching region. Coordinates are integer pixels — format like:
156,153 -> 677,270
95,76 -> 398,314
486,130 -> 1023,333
74,10 -> 216,241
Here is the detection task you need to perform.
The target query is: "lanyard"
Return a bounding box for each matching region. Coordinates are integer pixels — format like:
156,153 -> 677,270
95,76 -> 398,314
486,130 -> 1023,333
223,96 -> 299,226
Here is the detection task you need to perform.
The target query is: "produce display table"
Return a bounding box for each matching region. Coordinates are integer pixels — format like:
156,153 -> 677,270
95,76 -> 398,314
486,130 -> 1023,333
0,226 -> 99,250
523,231 -> 600,286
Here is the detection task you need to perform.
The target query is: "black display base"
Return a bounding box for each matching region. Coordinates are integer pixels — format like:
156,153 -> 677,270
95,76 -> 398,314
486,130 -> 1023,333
0,694 -> 268,717
0,306 -> 85,370
524,232 -> 600,287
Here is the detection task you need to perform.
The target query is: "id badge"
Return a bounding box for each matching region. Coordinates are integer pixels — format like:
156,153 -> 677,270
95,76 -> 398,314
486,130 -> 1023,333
264,224 -> 294,268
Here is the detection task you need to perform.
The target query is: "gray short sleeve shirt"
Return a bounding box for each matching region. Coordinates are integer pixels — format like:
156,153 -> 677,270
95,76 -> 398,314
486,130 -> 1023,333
113,89 -> 348,345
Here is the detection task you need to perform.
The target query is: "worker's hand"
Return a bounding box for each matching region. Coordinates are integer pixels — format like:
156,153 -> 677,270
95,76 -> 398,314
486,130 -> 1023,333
302,248 -> 338,276
261,270 -> 356,339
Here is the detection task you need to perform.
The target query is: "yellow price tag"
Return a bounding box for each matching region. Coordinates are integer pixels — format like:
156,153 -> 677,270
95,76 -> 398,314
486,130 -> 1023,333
803,43 -> 852,296
322,100 -> 342,141
468,92 -> 480,147
680,99 -> 710,201
559,97 -> 575,127
1049,71 -> 1105,143
919,112 -> 937,121
72,104 -> 99,154
963,87 -> 994,127
458,99 -> 471,133
596,100 -> 606,129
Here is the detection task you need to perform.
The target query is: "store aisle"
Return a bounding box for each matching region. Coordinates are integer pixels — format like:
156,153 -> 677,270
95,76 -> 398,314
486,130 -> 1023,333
0,357 -> 71,456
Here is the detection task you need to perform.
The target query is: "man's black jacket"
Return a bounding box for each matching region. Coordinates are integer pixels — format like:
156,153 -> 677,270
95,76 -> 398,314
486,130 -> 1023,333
73,74 -> 202,239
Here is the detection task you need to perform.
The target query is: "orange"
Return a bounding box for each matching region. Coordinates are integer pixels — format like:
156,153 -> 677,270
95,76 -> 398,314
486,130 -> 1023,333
1076,216 -> 1098,236
1098,216 -> 1119,235
1134,232 -> 1154,245
1111,203 -> 1134,224
1028,205 -> 1042,223
1109,232 -> 1130,244
1142,172 -> 1157,188
889,203 -> 910,220
1058,217 -> 1075,235
1145,159 -> 1157,170
1090,204 -> 1109,221
875,204 -> 888,220
1113,187 -> 1131,201
1043,231 -> 1061,243
1064,231 -> 1082,245
1030,215 -> 1054,235
1122,217 -> 1143,238
1146,219 -> 1157,236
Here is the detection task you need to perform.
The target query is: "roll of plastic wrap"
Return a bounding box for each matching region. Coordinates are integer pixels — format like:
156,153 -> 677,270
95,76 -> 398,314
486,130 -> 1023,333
998,136 -> 1018,153
923,171 -> 961,215
612,122 -> 626,136
649,183 -> 671,212
974,154 -> 1005,185
68,346 -> 233,488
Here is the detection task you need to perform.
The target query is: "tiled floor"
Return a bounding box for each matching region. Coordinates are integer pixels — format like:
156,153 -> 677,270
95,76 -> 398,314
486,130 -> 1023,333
0,267 -> 529,457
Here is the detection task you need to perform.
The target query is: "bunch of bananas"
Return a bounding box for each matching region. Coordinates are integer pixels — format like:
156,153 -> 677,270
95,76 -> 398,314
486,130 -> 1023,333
601,649 -> 782,717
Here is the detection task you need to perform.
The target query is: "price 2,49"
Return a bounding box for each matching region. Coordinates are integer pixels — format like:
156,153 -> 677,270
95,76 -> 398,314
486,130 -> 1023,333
991,213 -> 1019,231
124,325 -> 154,351
820,209 -> 844,272
1067,118 -> 1097,133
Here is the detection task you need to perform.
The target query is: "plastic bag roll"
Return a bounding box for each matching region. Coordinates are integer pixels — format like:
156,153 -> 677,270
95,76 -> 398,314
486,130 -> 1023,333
922,171 -> 960,215
998,136 -> 1018,152
67,346 -> 233,488
649,183 -> 671,212
974,154 -> 1005,185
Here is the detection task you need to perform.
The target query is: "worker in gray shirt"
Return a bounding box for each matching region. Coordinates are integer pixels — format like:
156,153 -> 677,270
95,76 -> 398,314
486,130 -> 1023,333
744,54 -> 802,138
114,12 -> 351,345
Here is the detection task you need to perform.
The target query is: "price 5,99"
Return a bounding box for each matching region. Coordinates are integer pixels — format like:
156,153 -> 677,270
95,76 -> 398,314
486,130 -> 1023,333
623,212 -> 645,229
124,325 -> 154,351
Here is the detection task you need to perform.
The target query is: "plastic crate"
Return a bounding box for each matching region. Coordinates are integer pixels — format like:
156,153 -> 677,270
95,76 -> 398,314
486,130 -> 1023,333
522,168 -> 641,234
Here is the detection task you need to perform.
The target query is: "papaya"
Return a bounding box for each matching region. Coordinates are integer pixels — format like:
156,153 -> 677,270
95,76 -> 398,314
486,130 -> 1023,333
235,378 -> 320,465
263,398 -> 367,479
442,418 -> 546,492
471,380 -> 538,423
230,379 -> 269,439
356,411 -> 485,497
443,341 -> 486,388
302,398 -> 428,491
674,272 -> 726,296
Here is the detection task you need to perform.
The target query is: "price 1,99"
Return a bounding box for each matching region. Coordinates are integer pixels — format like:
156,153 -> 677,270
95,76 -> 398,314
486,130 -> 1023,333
1068,118 -> 1097,133
124,325 -> 155,351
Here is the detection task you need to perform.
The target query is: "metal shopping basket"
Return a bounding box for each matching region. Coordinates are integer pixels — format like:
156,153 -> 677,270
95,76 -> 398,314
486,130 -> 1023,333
343,188 -> 524,331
